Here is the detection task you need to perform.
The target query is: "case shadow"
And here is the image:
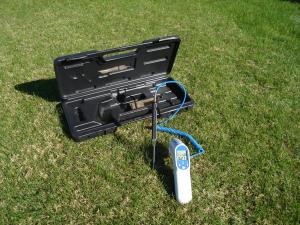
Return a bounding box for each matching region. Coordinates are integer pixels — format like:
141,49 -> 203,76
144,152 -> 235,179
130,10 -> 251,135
15,79 -> 72,139
15,78 -> 59,102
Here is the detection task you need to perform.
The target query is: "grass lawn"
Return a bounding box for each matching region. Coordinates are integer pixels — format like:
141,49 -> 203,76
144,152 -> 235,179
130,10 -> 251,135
0,0 -> 299,224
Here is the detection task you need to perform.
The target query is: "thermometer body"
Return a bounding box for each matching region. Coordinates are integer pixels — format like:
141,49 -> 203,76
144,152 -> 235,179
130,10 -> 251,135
169,138 -> 192,204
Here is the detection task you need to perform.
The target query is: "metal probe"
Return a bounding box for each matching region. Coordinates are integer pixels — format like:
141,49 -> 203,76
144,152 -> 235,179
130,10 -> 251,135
152,93 -> 158,169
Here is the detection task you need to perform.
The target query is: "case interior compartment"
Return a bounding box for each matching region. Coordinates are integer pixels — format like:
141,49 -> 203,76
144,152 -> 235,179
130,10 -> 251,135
62,79 -> 191,138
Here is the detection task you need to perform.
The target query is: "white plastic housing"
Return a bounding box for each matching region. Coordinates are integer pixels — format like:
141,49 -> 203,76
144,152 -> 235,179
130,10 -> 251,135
169,138 -> 192,204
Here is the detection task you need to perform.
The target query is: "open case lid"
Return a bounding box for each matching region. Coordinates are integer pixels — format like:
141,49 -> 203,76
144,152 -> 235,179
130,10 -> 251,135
54,36 -> 181,100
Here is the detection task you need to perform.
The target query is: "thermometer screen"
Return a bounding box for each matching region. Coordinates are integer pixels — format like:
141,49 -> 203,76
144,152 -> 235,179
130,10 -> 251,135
175,145 -> 189,170
177,150 -> 187,161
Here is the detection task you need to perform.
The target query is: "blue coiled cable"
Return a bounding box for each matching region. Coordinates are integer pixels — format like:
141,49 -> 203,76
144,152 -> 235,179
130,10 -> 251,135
154,81 -> 204,158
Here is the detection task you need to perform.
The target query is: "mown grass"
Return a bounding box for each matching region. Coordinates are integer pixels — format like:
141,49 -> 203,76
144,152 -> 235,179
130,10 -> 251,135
0,0 -> 299,224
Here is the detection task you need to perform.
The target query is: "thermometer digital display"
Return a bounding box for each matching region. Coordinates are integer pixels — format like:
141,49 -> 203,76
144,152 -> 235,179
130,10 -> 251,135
176,147 -> 189,170
177,151 -> 187,160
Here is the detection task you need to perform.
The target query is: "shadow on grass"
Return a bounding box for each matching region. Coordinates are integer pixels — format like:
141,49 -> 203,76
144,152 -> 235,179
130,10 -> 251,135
144,143 -> 175,197
15,78 -> 59,102
15,79 -> 72,140
114,132 -> 175,197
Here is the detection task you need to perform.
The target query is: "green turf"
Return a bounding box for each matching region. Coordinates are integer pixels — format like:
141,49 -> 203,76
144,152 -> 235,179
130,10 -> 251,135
0,0 -> 299,224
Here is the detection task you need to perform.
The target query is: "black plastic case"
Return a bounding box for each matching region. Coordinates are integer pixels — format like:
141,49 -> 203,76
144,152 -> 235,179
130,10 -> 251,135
54,36 -> 194,141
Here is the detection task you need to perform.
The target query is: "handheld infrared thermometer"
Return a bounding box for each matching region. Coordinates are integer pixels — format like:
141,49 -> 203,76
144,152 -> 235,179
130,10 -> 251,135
169,138 -> 192,204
